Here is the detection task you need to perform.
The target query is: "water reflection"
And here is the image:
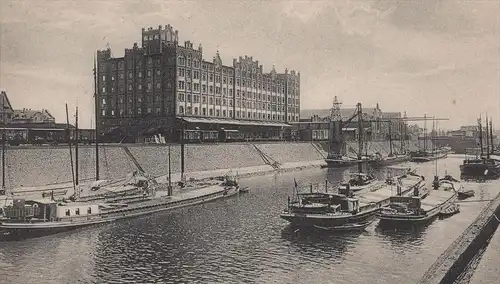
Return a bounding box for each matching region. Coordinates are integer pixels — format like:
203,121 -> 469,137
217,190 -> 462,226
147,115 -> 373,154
280,225 -> 361,262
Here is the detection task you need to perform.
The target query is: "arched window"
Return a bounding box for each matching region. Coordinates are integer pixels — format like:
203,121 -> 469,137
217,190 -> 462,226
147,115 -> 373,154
179,106 -> 184,114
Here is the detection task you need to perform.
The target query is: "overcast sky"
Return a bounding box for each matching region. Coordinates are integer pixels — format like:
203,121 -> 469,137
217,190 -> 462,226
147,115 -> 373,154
1,0 -> 499,129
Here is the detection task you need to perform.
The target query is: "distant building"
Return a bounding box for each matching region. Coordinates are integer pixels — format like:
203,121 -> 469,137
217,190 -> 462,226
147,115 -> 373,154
0,90 -> 92,144
11,108 -> 55,125
295,104 -> 409,141
0,91 -> 14,124
96,25 -> 300,143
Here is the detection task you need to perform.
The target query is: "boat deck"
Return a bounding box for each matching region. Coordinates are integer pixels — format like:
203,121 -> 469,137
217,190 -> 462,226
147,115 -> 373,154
420,190 -> 456,212
357,176 -> 424,207
101,184 -> 231,215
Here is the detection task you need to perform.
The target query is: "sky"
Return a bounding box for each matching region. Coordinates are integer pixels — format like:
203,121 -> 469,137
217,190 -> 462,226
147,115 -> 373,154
1,0 -> 499,130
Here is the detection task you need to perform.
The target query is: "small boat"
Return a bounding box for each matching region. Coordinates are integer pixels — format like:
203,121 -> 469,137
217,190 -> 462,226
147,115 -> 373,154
313,220 -> 374,232
457,190 -> 475,200
238,187 -> 250,194
338,173 -> 378,192
437,175 -> 475,200
410,150 -> 448,163
369,153 -> 411,168
324,156 -> 360,168
439,203 -> 460,218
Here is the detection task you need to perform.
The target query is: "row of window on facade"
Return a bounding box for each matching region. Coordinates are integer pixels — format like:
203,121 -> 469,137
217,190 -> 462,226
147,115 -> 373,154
101,69 -> 162,82
99,56 -> 161,71
177,94 -> 290,112
100,104 -> 298,119
101,107 -> 162,117
177,81 -> 298,101
99,93 -> 298,109
177,67 -> 297,93
177,106 -> 296,121
102,81 -> 167,94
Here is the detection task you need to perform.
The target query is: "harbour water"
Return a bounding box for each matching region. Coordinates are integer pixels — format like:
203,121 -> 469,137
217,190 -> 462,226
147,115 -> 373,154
0,155 -> 497,284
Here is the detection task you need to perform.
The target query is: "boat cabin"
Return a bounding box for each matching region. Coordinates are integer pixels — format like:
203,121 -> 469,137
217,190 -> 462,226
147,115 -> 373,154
289,192 -> 361,214
388,196 -> 422,211
2,198 -> 101,222
56,203 -> 101,220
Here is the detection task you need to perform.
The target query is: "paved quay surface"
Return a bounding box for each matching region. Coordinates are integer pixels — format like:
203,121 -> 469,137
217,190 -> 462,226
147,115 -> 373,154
418,190 -> 500,284
468,219 -> 500,284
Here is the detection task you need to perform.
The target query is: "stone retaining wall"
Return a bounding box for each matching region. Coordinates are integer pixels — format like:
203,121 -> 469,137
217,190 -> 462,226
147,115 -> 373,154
417,193 -> 500,284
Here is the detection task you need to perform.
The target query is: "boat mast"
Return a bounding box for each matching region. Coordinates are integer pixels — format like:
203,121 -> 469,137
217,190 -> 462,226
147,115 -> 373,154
75,106 -> 79,186
486,115 -> 490,159
403,111 -> 408,154
490,120 -> 494,155
66,104 -> 76,194
478,116 -> 483,157
1,94 -> 5,194
423,114 -> 427,152
168,143 -> 172,196
357,103 -> 363,173
94,54 -> 100,181
388,121 -> 393,156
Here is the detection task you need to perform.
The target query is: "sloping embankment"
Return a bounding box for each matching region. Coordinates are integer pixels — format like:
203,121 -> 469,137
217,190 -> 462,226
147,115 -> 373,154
6,142 -> 327,188
417,193 -> 500,284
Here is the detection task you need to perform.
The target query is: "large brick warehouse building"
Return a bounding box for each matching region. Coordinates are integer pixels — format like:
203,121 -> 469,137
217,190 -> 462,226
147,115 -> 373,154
96,24 -> 300,143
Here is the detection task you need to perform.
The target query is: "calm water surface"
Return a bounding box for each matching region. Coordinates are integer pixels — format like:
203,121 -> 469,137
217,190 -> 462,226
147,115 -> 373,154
0,156 -> 498,284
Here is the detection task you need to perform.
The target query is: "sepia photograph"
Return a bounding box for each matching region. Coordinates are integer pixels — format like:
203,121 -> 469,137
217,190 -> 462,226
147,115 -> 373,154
0,1 -> 499,283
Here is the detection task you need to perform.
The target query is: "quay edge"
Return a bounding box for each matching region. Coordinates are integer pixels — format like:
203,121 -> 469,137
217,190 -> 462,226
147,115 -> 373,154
417,192 -> 500,284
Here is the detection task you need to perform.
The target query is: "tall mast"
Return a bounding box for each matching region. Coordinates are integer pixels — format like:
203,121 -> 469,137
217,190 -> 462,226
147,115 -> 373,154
388,121 -> 393,156
357,103 -> 363,173
486,115 -> 490,159
94,54 -> 100,181
66,104 -> 76,194
423,114 -> 427,151
403,111 -> 408,154
168,143 -> 172,196
478,116 -> 484,157
75,106 -> 79,185
490,120 -> 494,155
1,94 -> 5,194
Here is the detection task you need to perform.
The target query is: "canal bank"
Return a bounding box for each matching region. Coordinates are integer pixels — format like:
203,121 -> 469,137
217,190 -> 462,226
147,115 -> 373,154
467,224 -> 500,283
5,140 -> 431,189
417,192 -> 500,284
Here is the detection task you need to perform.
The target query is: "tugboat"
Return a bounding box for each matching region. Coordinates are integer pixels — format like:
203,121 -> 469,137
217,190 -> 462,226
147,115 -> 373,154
279,179 -> 378,231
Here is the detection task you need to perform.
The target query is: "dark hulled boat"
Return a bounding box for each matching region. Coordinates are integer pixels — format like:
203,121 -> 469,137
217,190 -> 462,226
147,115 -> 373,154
280,181 -> 379,230
376,178 -> 458,227
460,157 -> 500,179
369,153 -> 411,168
324,155 -> 360,168
410,149 -> 448,163
338,173 -> 378,192
460,117 -> 500,179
